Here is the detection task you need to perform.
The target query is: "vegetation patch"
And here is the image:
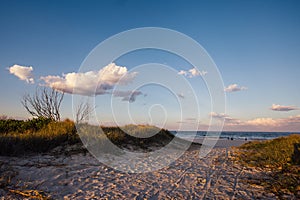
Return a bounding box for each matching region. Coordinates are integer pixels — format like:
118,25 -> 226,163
237,134 -> 300,198
76,124 -> 195,154
103,124 -> 175,150
0,119 -> 79,156
0,118 -> 195,156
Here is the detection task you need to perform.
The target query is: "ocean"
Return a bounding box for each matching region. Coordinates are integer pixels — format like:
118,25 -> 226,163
171,131 -> 300,141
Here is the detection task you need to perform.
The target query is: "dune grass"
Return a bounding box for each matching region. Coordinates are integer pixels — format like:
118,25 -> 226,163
237,134 -> 300,197
0,117 -> 51,134
238,134 -> 300,168
0,119 -> 79,156
0,118 -> 177,156
78,124 -> 175,153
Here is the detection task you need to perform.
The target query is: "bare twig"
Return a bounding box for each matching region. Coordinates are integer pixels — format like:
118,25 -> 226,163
21,87 -> 64,121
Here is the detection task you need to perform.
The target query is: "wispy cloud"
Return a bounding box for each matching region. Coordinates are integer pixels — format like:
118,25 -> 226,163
210,112 -> 229,119
177,93 -> 184,99
176,118 -> 199,124
281,115 -> 300,127
246,118 -> 278,126
41,63 -> 137,96
8,64 -> 34,84
210,112 -> 241,125
178,70 -> 187,76
185,117 -> 197,121
178,68 -> 207,78
224,84 -> 247,93
211,112 -> 278,127
270,104 -> 298,112
113,90 -> 143,103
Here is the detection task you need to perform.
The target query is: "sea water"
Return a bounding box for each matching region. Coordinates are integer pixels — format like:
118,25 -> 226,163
171,131 -> 300,141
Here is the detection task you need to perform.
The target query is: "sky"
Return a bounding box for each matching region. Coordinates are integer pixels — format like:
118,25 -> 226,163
1,0 -> 300,132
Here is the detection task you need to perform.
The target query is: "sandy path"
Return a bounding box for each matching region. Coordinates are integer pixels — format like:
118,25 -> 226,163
0,147 -> 278,199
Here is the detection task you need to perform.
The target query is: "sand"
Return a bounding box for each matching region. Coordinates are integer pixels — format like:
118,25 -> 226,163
190,138 -> 249,148
0,139 -> 291,199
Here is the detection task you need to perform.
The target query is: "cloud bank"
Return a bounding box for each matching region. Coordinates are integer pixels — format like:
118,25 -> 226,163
270,104 -> 298,111
246,118 -> 277,126
41,63 -> 137,96
210,112 -> 300,131
8,64 -> 34,84
178,68 -> 207,78
224,84 -> 247,92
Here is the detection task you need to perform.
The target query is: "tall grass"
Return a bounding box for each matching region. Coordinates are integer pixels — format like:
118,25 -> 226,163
0,119 -> 176,156
238,134 -> 300,168
78,124 -> 174,152
0,119 -> 79,155
237,134 -> 300,197
0,117 -> 51,134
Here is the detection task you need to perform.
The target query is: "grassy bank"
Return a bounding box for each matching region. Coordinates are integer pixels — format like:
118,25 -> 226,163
0,119 -> 79,156
237,134 -> 300,197
75,123 -> 185,154
0,118 -> 180,156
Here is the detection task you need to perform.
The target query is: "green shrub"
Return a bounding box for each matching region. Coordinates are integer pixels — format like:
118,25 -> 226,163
0,119 -> 23,134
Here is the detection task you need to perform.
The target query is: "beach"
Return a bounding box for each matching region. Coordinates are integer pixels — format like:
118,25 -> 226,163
188,138 -> 249,148
0,140 -> 288,199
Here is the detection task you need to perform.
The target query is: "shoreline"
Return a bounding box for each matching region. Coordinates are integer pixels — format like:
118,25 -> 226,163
180,137 -> 249,148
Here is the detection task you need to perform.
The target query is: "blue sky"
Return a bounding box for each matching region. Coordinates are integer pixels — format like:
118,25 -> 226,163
1,0 -> 300,131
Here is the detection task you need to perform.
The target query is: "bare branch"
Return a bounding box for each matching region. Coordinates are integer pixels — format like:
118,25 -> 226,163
75,100 -> 94,124
21,87 -> 64,121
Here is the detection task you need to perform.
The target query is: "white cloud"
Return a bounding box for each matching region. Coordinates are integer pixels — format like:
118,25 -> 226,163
246,118 -> 278,126
189,68 -> 207,77
210,112 -> 229,119
245,115 -> 300,129
113,90 -> 143,102
8,64 -> 34,84
98,63 -> 137,85
41,63 -> 137,96
224,84 -> 247,92
178,68 -> 207,78
178,70 -> 187,76
270,104 -> 298,112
